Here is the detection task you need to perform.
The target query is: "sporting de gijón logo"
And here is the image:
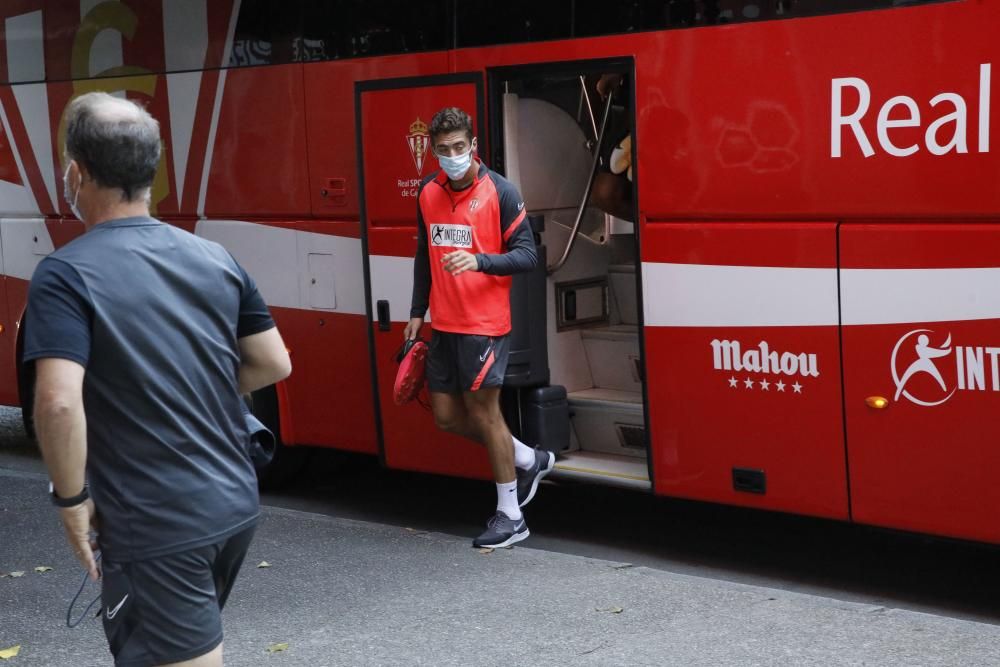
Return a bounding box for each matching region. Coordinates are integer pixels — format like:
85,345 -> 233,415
407,117 -> 430,176
430,224 -> 473,249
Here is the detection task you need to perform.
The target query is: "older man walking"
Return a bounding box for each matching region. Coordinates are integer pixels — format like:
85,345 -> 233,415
24,91 -> 291,666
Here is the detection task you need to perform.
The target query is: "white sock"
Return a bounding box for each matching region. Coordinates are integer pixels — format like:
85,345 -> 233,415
512,436 -> 535,471
496,481 -> 521,520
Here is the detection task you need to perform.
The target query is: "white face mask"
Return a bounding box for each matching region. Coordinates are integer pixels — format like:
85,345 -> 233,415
62,164 -> 82,221
437,142 -> 475,181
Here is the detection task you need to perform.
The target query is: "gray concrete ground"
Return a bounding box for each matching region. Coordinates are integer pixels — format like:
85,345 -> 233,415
4,468 -> 1000,667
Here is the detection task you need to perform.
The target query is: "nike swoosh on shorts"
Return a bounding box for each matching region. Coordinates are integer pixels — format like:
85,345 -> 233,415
106,594 -> 129,620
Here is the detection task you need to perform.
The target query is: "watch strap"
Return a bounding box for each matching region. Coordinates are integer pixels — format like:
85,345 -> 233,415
50,482 -> 89,507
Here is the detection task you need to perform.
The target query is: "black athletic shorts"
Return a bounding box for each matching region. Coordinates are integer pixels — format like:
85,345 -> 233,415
100,525 -> 255,667
426,330 -> 509,393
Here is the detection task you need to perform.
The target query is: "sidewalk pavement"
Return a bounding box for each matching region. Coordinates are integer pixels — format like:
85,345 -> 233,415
2,469 -> 999,667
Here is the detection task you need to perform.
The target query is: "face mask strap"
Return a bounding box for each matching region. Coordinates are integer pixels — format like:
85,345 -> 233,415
63,164 -> 83,219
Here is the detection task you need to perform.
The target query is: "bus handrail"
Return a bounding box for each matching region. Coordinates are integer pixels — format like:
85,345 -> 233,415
578,76 -> 599,144
548,87 -> 614,275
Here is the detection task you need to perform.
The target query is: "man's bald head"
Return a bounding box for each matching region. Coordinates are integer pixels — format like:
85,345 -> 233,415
64,92 -> 161,202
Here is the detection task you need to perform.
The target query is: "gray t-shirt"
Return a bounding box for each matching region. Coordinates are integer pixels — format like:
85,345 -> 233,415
23,217 -> 274,561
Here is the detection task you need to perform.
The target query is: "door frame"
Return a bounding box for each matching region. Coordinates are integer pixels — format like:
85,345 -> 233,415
354,72 -> 486,463
485,57 -> 653,486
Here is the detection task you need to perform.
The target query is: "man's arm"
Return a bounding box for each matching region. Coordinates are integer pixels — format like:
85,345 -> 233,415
22,258 -> 98,579
35,357 -> 98,581
238,327 -> 291,394
233,260 -> 291,393
35,358 -> 87,498
406,200 -> 431,340
475,176 -> 538,276
474,220 -> 538,275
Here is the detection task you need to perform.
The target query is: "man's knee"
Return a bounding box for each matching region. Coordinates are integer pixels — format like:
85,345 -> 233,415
465,402 -> 504,434
433,413 -> 467,434
430,393 -> 469,435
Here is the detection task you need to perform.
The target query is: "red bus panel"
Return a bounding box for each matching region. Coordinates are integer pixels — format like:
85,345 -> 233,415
203,64 -> 311,218
357,75 -> 491,480
643,222 -> 848,519
303,53 -> 451,219
841,223 -> 1000,543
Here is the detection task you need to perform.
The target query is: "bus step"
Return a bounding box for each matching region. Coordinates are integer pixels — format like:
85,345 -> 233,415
550,451 -> 651,491
580,325 -> 641,392
568,388 -> 645,459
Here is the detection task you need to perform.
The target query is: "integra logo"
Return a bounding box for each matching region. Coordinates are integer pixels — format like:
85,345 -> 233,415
890,328 -> 1000,407
430,224 -> 473,248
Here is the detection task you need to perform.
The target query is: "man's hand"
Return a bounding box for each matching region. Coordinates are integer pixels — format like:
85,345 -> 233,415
596,73 -> 623,98
404,317 -> 424,341
442,251 -> 479,276
59,498 -> 99,581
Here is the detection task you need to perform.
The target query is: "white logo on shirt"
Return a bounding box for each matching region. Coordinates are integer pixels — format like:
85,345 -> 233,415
430,224 -> 473,249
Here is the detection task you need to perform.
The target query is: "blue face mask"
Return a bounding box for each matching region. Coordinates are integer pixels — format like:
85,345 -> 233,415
437,145 -> 474,181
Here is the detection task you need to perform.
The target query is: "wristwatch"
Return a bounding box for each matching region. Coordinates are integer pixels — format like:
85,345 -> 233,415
49,482 -> 89,507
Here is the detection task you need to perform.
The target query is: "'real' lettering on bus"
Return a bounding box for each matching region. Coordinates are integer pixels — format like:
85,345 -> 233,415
831,63 -> 991,158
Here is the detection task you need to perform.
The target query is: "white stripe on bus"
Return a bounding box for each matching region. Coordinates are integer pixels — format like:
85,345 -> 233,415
643,262 -> 1000,328
642,262 -> 839,328
197,0 -> 241,218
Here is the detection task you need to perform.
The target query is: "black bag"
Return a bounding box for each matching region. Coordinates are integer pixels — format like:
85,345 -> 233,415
241,401 -> 275,471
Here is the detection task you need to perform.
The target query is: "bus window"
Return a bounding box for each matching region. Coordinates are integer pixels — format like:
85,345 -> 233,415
456,0 -> 573,48
229,0 -> 451,68
301,1 -> 450,61
229,0 -> 303,67
572,0 -> 955,38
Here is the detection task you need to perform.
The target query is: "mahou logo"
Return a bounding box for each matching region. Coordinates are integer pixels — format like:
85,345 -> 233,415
711,339 -> 818,395
891,328 -> 1000,407
711,339 -> 819,378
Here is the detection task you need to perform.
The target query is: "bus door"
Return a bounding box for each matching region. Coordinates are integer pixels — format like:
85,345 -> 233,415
840,224 -> 1000,543
355,74 -> 493,479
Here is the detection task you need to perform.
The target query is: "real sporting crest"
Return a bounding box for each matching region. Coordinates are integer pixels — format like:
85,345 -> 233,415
407,117 -> 430,176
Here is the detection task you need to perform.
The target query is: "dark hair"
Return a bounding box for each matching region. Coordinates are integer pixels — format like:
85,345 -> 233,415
64,92 -> 161,202
429,107 -> 474,143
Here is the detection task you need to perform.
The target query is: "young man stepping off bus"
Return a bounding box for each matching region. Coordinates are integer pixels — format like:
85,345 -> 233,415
405,107 -> 554,548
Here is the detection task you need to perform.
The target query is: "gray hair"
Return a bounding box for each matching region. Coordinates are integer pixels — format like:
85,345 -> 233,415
64,92 -> 161,203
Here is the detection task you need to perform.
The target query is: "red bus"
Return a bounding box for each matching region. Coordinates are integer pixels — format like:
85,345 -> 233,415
1,0 -> 996,543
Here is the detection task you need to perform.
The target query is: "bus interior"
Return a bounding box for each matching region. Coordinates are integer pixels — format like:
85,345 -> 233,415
492,60 -> 650,490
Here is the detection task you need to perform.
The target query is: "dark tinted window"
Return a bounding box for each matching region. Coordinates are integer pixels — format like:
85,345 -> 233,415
229,0 -> 451,67
574,0 -> 953,37
456,1 -> 573,48
226,0 -> 953,67
300,1 -> 450,61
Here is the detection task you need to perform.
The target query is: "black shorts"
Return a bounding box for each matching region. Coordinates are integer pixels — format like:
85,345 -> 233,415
426,330 -> 509,393
100,525 -> 255,667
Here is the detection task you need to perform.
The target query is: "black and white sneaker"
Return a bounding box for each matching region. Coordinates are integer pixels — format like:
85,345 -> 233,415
472,511 -> 529,548
516,447 -> 555,508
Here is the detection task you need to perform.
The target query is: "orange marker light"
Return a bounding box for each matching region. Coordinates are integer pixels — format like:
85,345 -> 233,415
865,396 -> 889,409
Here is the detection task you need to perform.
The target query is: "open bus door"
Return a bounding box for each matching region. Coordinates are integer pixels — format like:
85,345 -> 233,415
355,74 -> 493,480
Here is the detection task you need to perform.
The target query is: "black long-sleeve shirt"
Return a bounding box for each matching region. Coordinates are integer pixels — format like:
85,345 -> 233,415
410,163 -> 537,325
